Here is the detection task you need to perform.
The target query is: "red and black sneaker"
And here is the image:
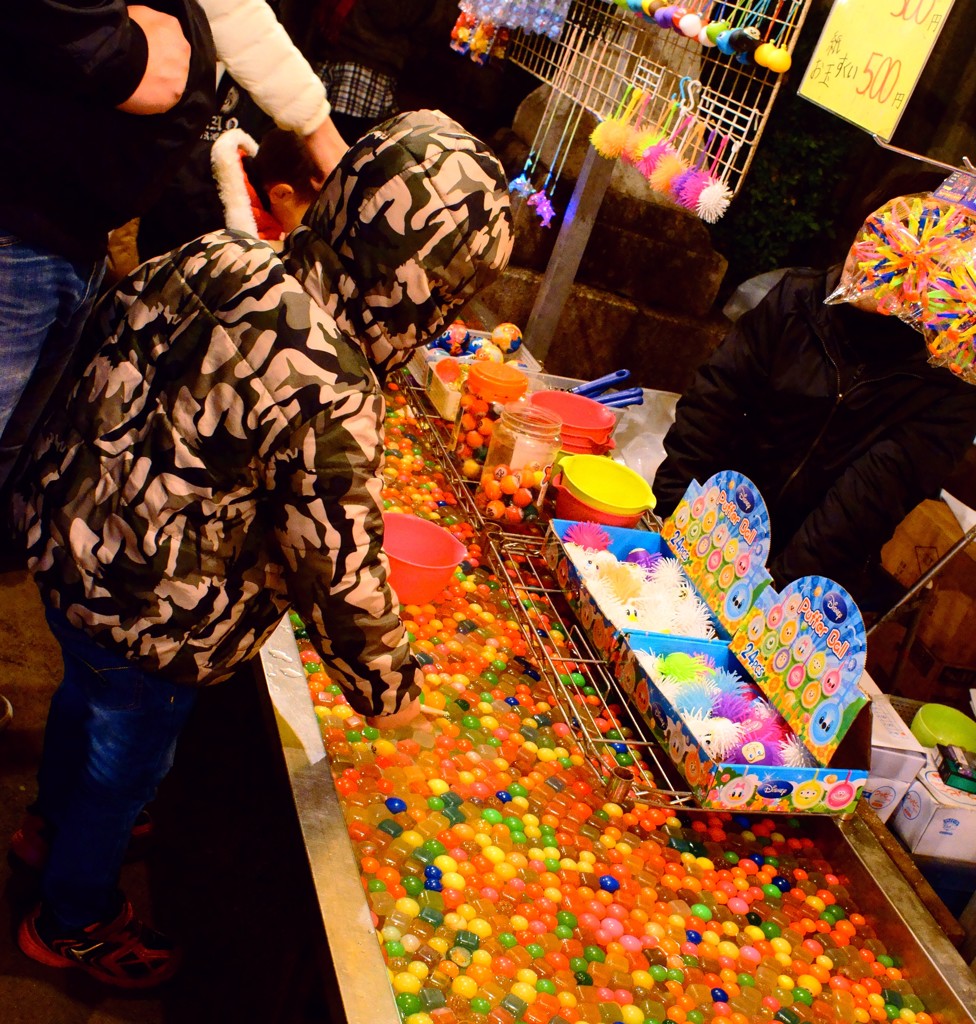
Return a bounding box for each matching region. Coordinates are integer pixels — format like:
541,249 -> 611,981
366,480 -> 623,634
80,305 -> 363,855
10,809 -> 155,871
18,900 -> 181,988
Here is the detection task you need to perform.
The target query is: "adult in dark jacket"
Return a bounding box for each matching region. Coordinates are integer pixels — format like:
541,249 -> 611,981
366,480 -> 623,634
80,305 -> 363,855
653,265 -> 976,606
0,2 -> 216,496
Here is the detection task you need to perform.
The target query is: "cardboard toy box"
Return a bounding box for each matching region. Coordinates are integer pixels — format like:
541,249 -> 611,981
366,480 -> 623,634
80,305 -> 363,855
864,777 -> 913,824
542,521 -> 729,669
892,763 -> 976,859
844,678 -> 922,823
549,471 -> 872,815
864,709 -> 924,823
865,690 -> 927,784
618,633 -> 870,815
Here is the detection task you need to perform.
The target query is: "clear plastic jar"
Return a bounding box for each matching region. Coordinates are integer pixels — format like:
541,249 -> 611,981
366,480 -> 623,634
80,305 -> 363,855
450,361 -> 529,478
473,402 -> 562,527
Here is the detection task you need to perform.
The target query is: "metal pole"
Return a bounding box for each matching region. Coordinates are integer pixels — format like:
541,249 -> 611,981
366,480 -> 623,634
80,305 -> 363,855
867,522 -> 976,636
524,145 -> 616,364
889,585 -> 930,691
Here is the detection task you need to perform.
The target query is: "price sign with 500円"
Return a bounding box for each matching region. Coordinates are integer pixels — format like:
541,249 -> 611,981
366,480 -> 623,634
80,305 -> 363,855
798,0 -> 955,142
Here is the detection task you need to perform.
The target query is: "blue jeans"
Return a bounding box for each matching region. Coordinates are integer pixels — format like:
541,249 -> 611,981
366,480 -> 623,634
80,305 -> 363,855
0,233 -> 103,493
36,608 -> 198,928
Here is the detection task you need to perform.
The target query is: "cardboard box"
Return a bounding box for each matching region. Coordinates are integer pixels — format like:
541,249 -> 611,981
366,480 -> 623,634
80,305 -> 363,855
618,633 -> 869,815
868,693 -> 927,783
892,764 -> 976,860
545,467 -> 873,815
864,776 -> 914,823
881,499 -> 976,666
543,522 -> 728,669
881,499 -> 976,592
665,472 -> 870,769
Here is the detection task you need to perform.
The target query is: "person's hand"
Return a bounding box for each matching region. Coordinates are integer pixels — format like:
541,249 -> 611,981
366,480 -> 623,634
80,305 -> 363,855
366,696 -> 423,730
303,117 -> 350,180
116,6 -> 191,115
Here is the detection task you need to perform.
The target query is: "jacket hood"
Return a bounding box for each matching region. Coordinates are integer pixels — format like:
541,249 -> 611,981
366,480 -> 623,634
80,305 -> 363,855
282,109 -> 514,377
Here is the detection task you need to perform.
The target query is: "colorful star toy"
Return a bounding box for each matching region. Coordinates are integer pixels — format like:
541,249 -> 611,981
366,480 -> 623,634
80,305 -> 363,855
527,189 -> 555,227
508,174 -> 534,198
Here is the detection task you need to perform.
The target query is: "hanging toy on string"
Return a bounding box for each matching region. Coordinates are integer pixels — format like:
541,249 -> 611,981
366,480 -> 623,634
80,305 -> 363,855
527,189 -> 557,227
450,10 -> 478,55
669,127 -> 718,210
675,2 -> 708,40
648,115 -> 693,194
702,0 -> 733,44
468,20 -> 497,66
636,91 -> 683,180
620,92 -> 658,167
456,0 -> 574,40
508,173 -> 534,198
658,118 -> 707,202
507,23 -> 600,229
685,132 -> 735,223
753,0 -> 794,73
688,133 -> 736,223
590,86 -> 646,160
506,50 -> 568,209
524,24 -> 618,228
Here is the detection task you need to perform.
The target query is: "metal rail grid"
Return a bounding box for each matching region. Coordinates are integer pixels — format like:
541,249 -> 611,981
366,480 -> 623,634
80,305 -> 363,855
395,372 -> 693,805
506,0 -> 815,196
487,528 -> 694,805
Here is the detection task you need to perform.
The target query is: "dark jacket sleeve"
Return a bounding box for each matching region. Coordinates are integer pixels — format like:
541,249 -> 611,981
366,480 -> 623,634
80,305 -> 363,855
14,0 -> 149,106
654,279 -> 784,515
769,389 -> 976,591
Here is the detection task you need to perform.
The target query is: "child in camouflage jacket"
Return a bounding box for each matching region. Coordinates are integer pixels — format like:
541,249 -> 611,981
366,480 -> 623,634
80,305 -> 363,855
12,109 -> 513,988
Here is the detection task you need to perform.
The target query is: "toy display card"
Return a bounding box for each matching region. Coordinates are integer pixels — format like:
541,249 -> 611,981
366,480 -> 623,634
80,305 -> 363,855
660,471 -> 774,639
731,577 -> 868,765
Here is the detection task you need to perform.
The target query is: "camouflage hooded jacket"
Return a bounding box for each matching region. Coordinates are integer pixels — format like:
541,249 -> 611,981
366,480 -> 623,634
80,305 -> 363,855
16,111 -> 513,716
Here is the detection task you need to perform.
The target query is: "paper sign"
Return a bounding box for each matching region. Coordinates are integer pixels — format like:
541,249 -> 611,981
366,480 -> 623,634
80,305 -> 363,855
798,0 -> 955,142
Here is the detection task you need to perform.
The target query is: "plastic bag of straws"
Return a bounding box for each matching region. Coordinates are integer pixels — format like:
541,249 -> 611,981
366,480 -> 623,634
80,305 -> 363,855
826,191 -> 976,383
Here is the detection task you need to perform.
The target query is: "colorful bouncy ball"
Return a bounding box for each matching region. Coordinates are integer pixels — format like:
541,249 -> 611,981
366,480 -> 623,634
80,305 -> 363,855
491,322 -> 523,354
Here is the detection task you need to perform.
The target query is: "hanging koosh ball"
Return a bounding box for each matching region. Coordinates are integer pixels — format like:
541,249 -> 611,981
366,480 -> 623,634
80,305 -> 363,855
591,117 -> 633,159
649,152 -> 688,194
696,179 -> 733,223
623,127 -> 663,166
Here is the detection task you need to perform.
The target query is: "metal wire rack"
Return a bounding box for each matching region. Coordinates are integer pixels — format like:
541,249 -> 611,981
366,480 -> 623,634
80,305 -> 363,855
487,529 -> 694,805
506,0 -> 816,196
394,372 -> 693,805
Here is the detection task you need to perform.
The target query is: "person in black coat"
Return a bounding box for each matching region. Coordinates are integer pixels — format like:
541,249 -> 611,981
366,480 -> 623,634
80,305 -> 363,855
653,262 -> 976,608
0,2 -> 216,504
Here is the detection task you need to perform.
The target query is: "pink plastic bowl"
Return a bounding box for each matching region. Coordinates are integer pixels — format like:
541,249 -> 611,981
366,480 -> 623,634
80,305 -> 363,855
529,390 -> 616,444
382,513 -> 467,605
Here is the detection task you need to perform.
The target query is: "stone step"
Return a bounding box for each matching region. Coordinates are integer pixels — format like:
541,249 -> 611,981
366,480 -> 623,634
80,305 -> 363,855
507,200 -> 726,319
476,267 -> 729,395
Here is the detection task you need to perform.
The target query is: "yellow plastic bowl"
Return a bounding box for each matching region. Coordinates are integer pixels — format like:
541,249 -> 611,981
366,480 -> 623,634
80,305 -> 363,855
558,454 -> 656,516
